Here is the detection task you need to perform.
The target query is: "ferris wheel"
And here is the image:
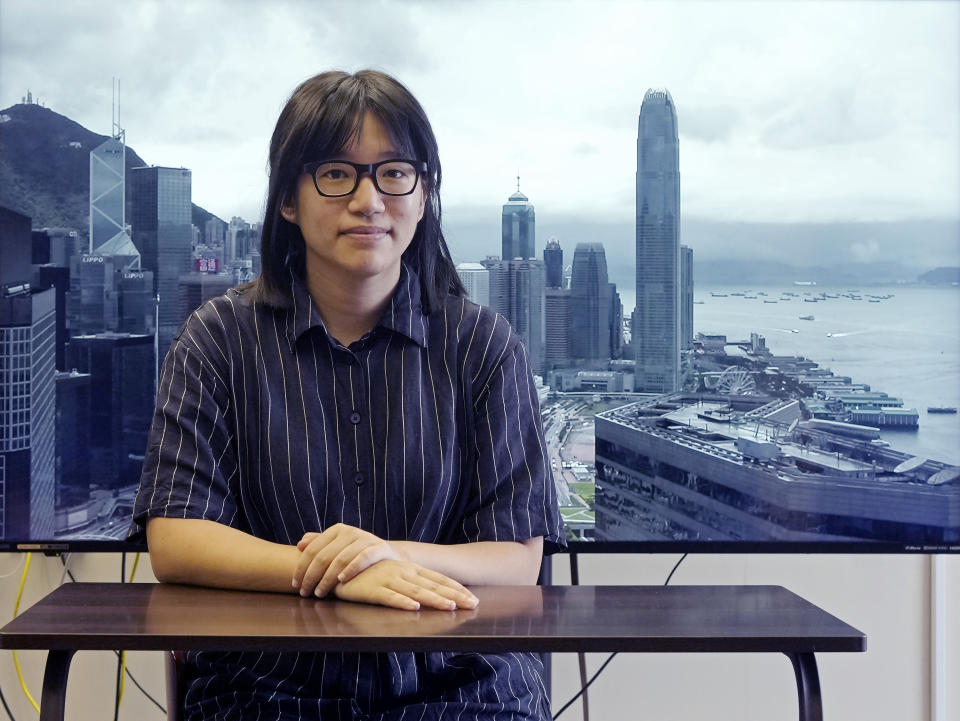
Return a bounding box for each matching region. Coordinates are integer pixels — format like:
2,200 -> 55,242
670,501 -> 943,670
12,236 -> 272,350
715,366 -> 757,396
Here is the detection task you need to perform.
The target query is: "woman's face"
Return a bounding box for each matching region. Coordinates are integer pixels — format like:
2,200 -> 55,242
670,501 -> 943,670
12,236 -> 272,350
281,112 -> 426,291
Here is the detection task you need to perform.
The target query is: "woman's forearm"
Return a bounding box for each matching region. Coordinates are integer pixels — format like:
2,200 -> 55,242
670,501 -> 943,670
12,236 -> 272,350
392,537 -> 544,586
147,516 -> 302,593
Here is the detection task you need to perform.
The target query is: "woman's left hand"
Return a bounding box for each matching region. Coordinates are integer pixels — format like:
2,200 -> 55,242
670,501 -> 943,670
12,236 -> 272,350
293,523 -> 409,598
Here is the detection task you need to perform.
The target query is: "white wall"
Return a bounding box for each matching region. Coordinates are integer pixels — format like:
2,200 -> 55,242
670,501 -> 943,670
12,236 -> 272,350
0,552 -> 957,721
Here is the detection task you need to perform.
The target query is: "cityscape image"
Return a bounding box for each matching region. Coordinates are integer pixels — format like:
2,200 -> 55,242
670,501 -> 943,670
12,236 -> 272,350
1,0 -> 958,550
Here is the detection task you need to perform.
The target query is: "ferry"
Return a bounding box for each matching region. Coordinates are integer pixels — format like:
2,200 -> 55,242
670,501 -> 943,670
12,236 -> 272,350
799,315 -> 815,321
927,407 -> 958,414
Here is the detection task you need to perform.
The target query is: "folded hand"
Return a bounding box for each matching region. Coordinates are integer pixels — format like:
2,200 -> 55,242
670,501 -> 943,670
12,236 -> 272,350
293,523 -> 407,598
333,559 -> 479,611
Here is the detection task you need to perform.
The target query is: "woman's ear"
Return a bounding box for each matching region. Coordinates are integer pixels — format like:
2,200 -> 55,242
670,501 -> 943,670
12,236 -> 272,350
280,194 -> 298,225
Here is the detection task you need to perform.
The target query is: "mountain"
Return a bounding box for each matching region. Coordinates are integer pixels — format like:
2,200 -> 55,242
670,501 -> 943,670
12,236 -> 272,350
918,267 -> 960,285
0,103 -> 223,238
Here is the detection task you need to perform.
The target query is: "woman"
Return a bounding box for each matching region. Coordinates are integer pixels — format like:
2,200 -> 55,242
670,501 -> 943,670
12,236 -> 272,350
132,69 -> 564,720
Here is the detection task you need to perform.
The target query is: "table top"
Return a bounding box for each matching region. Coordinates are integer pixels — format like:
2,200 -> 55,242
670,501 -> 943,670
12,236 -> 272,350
0,583 -> 866,655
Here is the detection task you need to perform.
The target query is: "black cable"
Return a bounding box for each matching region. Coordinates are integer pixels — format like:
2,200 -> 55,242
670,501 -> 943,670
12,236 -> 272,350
664,553 -> 688,586
58,558 -> 165,716
567,554 -> 588,721
552,553 -> 691,720
113,652 -> 167,715
114,553 -> 125,721
552,652 -> 618,719
0,682 -> 19,721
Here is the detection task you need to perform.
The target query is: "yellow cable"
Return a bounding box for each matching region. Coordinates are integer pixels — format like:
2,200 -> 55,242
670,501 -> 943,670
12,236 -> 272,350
117,552 -> 140,705
12,552 -> 40,713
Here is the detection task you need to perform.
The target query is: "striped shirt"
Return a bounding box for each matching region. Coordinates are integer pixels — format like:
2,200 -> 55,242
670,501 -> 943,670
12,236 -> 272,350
132,263 -> 565,721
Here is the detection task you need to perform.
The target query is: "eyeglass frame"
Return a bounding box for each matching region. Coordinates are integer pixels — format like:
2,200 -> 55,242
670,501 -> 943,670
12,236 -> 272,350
301,159 -> 428,197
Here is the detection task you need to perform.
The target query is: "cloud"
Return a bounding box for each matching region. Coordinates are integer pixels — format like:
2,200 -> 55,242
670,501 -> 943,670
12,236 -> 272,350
680,106 -> 740,143
849,238 -> 881,262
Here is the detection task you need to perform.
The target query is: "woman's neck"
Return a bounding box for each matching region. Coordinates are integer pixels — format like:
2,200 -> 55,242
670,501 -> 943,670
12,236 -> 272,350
305,264 -> 400,347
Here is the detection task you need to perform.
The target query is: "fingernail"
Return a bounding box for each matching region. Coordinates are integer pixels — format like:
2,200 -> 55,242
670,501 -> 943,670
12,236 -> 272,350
314,588 -> 323,598
337,573 -> 345,582
292,580 -> 299,588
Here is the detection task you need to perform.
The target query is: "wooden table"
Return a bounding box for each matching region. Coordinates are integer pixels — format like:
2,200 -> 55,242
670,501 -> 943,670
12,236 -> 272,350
0,583 -> 865,721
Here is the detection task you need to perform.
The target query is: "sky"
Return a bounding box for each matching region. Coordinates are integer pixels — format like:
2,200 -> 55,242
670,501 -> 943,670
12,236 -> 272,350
2,0 -> 959,270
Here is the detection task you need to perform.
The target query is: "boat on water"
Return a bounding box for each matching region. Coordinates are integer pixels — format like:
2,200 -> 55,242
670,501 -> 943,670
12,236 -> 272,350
763,300 -> 777,303
710,292 -> 728,297
799,315 -> 815,321
927,407 -> 958,414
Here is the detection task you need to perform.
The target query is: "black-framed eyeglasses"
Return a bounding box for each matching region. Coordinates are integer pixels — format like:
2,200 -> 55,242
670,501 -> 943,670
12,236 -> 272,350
302,159 -> 427,197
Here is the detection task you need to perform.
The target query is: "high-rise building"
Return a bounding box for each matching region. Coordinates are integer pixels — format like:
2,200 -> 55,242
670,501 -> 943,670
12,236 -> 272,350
68,253 -> 154,337
54,370 -> 91,509
484,258 -> 545,375
570,243 -> 612,362
609,282 -> 623,360
544,237 -> 563,288
178,273 -> 236,321
0,207 -> 56,540
131,166 -> 193,357
66,332 -> 154,492
501,180 -> 535,260
89,135 -> 126,252
680,245 -> 694,350
455,263 -> 490,306
544,287 -> 571,370
634,88 -> 681,393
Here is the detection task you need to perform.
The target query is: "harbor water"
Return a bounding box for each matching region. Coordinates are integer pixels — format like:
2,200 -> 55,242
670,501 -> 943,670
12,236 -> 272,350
619,285 -> 960,466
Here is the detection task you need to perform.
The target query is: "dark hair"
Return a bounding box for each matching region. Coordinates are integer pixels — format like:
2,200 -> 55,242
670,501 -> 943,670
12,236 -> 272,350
251,69 -> 466,312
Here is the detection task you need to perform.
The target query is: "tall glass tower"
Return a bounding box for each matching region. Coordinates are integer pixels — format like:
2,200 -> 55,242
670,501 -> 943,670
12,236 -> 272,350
570,242 -> 611,361
634,89 -> 680,393
131,166 -> 193,357
501,179 -> 535,260
543,237 -> 563,288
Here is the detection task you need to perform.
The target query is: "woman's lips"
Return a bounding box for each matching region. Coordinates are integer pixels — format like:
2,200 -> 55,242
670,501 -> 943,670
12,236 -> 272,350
341,226 -> 389,238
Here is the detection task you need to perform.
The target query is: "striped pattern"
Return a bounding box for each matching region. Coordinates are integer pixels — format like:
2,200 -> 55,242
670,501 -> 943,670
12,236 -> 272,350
132,264 -> 564,720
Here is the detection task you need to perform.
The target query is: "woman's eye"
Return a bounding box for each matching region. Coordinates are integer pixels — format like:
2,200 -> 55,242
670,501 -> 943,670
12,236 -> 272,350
322,169 -> 348,180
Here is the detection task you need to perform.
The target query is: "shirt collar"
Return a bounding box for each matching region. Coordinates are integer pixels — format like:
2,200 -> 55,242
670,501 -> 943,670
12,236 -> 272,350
284,262 -> 428,351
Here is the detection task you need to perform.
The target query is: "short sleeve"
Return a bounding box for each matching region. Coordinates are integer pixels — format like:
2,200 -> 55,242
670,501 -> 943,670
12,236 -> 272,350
129,330 -> 241,540
465,340 -> 566,554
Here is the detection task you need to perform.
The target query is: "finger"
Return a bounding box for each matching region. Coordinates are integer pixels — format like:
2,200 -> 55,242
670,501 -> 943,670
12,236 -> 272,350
294,530 -> 355,593
390,580 -> 461,611
297,532 -> 321,551
337,544 -> 390,585
313,540 -> 374,598
292,529 -> 339,590
411,568 -> 479,608
372,587 -> 421,611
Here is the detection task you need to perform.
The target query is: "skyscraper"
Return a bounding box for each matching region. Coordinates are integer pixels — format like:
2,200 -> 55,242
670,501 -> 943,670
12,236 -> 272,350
89,135 -> 126,252
0,207 -> 56,540
569,243 -> 611,362
680,245 -> 694,350
543,237 -> 563,288
484,258 -> 545,375
455,262 -> 490,306
544,287 -> 571,370
131,166 -> 193,357
634,89 -> 681,393
67,332 -> 154,492
501,180 -> 535,260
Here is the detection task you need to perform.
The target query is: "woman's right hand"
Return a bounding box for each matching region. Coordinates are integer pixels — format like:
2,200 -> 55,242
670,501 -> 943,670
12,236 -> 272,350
332,560 -> 479,611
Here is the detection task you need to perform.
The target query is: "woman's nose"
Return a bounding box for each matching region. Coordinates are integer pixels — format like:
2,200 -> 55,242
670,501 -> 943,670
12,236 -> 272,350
348,174 -> 386,215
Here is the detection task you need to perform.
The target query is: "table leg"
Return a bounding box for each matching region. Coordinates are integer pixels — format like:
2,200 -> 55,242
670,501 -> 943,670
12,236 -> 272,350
785,652 -> 823,721
39,649 -> 76,721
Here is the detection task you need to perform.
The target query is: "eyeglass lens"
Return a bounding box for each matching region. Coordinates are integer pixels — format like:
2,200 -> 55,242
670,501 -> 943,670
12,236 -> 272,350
314,161 -> 418,196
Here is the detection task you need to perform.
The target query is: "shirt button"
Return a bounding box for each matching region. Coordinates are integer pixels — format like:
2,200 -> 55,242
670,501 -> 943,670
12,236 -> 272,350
349,411 -> 361,425
354,472 -> 365,486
